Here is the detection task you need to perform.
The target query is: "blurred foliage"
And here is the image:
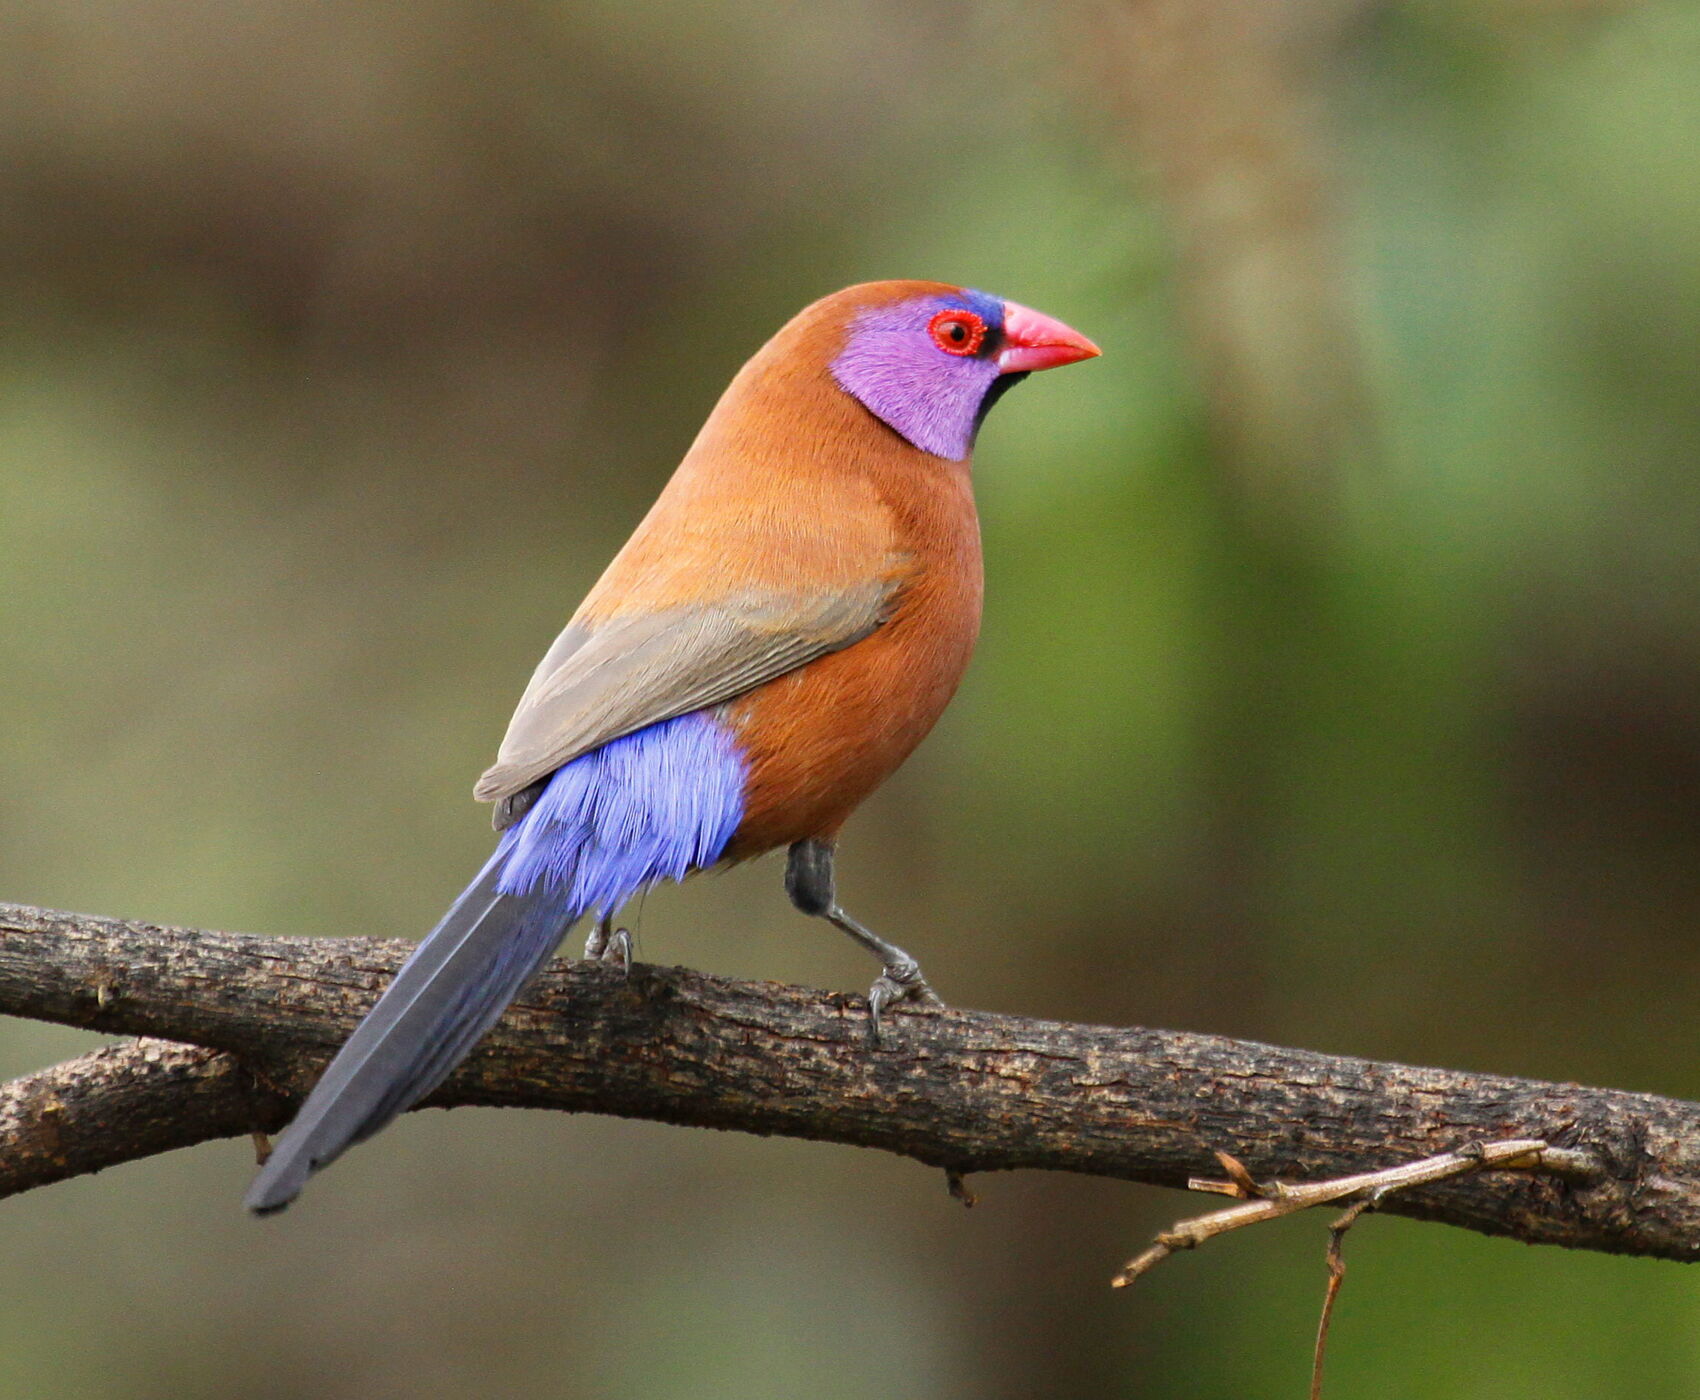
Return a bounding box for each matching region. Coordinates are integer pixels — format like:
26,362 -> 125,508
3,0 -> 1700,1395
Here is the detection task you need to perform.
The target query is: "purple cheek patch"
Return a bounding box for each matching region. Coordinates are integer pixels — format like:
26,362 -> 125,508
831,300 -> 1003,461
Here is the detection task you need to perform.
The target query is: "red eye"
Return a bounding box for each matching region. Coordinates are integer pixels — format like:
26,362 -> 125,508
928,309 -> 987,357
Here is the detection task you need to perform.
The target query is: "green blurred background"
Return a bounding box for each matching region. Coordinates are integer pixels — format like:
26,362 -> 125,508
4,0 -> 1700,1394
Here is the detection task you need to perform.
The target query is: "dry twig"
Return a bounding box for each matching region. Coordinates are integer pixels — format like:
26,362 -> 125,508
1311,1197 -> 1375,1400
1113,1138 -> 1584,1284
1114,1139 -> 1601,1394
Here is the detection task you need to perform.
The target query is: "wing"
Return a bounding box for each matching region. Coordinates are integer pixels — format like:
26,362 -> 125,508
473,581 -> 897,826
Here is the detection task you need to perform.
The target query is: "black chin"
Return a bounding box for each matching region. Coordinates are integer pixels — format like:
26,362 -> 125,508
971,371 -> 1030,443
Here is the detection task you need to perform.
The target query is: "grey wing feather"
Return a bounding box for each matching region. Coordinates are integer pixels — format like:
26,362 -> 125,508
474,581 -> 895,818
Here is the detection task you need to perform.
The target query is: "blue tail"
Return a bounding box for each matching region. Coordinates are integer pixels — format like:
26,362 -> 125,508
245,711 -> 747,1215
244,856 -> 571,1213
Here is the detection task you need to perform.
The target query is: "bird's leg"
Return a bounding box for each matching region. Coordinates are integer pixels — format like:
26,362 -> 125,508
582,913 -> 632,975
785,839 -> 943,1046
582,914 -> 611,960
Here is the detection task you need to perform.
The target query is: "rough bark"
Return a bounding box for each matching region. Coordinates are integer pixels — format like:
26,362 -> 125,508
1,900 -> 1697,1263
0,1038 -> 260,1198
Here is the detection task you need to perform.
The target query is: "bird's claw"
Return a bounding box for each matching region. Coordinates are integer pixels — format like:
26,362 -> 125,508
583,923 -> 633,978
865,958 -> 943,1047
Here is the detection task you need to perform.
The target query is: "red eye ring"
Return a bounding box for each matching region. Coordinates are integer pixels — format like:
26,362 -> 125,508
928,309 -> 987,357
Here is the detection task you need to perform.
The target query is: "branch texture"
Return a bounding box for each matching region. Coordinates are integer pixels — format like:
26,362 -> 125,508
2,901 -> 1698,1264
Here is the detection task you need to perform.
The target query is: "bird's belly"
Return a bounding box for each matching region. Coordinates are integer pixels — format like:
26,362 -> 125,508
720,585 -> 978,857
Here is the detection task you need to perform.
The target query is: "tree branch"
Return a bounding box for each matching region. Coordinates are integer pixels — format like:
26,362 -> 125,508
0,1038 -> 261,1198
1,900 -> 1698,1266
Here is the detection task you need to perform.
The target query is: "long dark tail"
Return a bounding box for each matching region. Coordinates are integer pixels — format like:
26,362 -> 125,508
245,856 -> 575,1214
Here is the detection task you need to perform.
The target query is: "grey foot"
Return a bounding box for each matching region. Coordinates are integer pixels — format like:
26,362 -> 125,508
583,921 -> 633,976
866,956 -> 944,1047
782,840 -> 944,1048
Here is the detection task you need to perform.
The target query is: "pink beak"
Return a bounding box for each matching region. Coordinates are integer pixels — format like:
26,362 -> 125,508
997,301 -> 1101,374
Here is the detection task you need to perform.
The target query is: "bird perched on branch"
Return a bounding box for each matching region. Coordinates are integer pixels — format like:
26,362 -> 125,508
246,280 -> 1098,1213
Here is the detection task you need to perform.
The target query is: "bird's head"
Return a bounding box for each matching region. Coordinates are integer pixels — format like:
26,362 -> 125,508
825,281 -> 1099,461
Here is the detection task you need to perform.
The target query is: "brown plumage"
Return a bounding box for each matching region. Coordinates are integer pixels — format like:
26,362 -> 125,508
507,282 -> 988,856
477,282 -> 978,838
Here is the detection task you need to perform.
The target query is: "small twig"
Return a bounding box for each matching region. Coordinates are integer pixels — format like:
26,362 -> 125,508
945,1169 -> 978,1208
1196,1149 -> 1261,1199
1311,1196 -> 1376,1400
1112,1138 -> 1560,1286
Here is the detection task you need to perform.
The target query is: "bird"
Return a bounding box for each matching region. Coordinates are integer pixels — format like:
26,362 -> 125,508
245,280 -> 1098,1213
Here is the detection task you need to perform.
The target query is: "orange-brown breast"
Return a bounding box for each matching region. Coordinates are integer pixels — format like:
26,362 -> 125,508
722,455 -> 982,855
